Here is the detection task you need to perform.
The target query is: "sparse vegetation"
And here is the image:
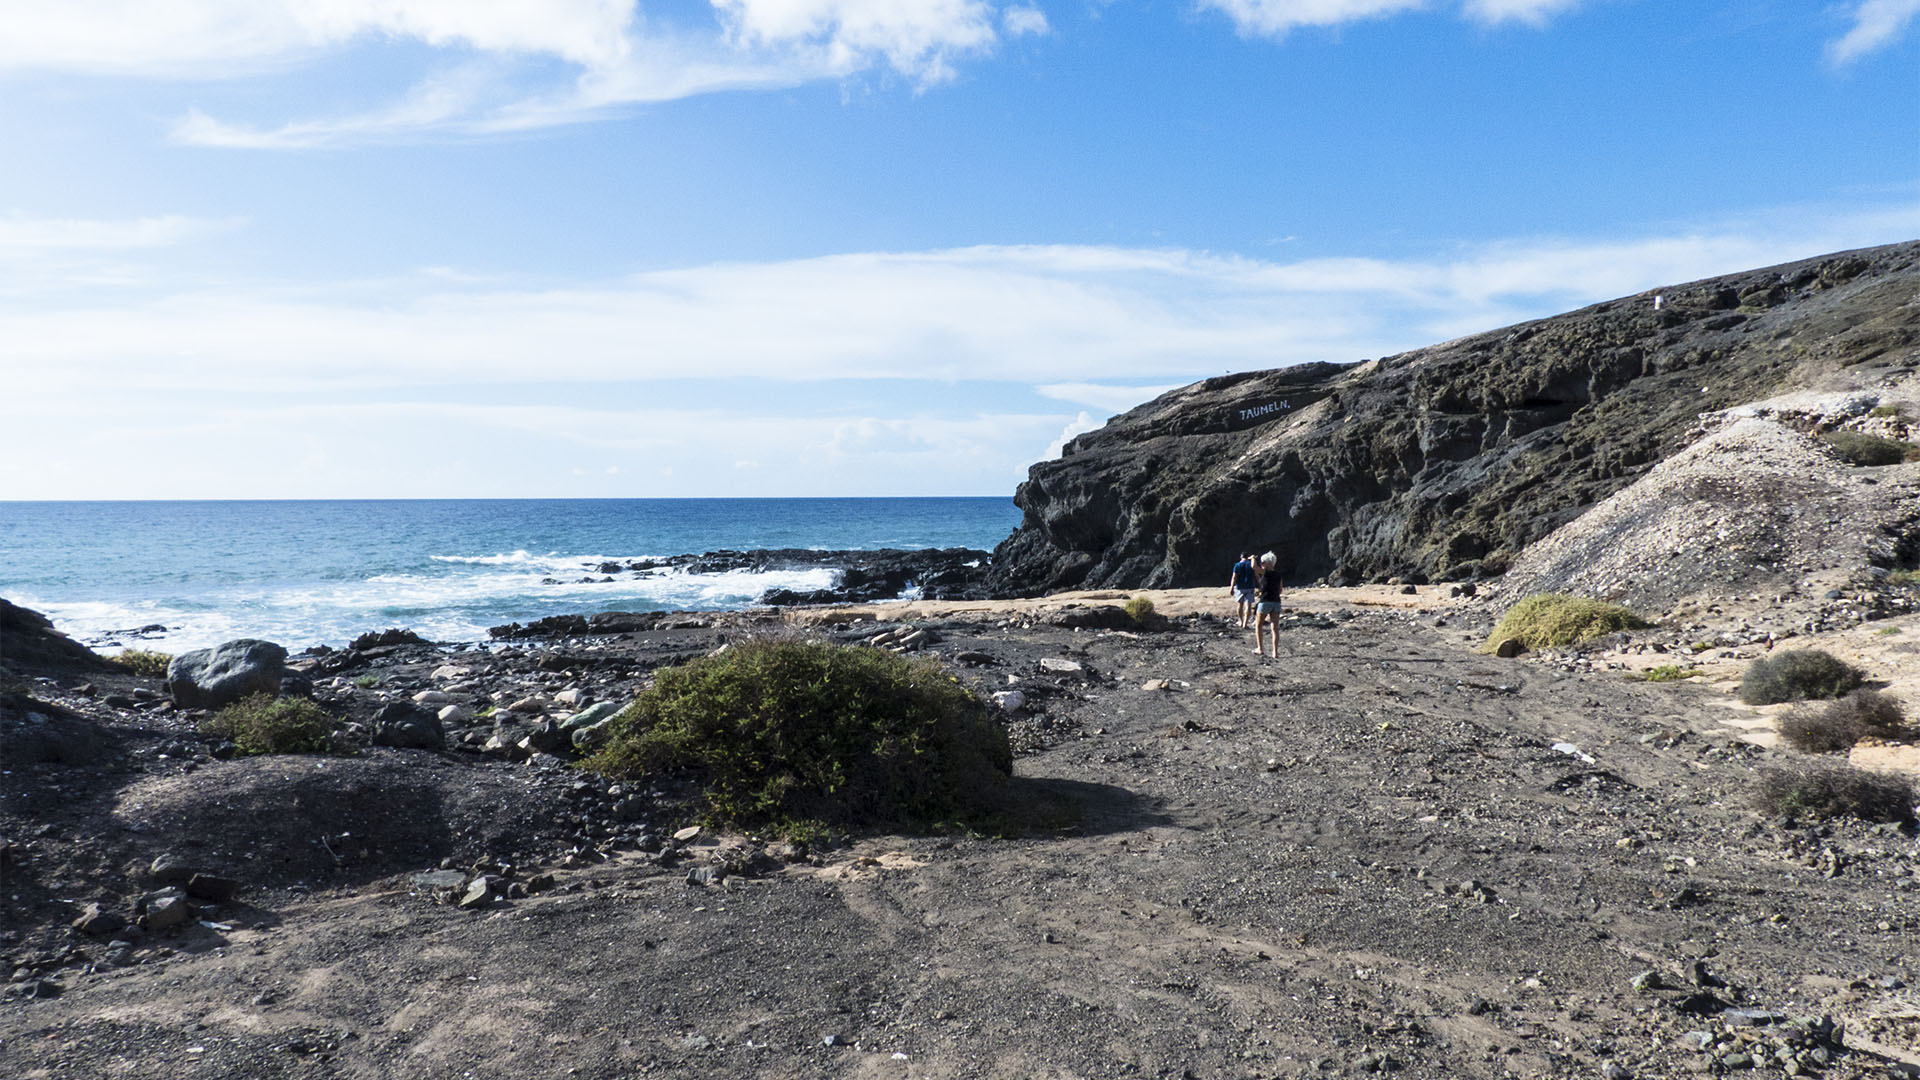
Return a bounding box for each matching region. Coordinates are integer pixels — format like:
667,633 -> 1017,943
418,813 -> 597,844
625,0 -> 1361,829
1886,569 -> 1920,587
580,638 -> 1013,837
110,649 -> 172,678
1753,763 -> 1916,823
1123,595 -> 1156,625
1641,664 -> 1700,683
1870,404 -> 1904,418
353,674 -> 381,689
1484,594 -> 1648,652
1820,429 -> 1920,466
1738,649 -> 1865,705
200,693 -> 338,755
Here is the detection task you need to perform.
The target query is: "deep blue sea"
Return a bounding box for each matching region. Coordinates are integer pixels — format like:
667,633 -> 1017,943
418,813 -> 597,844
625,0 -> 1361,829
0,499 -> 1022,653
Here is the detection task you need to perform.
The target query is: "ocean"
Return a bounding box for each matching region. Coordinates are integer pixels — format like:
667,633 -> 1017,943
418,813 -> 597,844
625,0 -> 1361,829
0,498 -> 1022,654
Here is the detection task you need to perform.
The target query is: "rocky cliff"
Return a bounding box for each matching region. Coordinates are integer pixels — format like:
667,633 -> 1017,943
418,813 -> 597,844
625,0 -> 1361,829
986,240 -> 1920,594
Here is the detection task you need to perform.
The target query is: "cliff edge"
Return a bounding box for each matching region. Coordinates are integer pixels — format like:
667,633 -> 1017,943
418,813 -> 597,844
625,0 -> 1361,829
986,240 -> 1920,594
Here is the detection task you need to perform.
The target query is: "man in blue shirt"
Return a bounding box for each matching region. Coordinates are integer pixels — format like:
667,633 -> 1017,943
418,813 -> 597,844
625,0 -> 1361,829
1228,552 -> 1258,628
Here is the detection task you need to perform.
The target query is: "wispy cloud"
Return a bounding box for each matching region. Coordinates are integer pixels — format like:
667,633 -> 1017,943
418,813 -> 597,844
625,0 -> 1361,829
1201,0 -> 1586,37
1828,0 -> 1920,64
1036,382 -> 1184,414
0,213 -> 232,253
5,198 -> 1911,398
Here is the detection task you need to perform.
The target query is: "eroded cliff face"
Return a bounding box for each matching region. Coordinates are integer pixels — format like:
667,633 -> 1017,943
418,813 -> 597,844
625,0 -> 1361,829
985,241 -> 1920,595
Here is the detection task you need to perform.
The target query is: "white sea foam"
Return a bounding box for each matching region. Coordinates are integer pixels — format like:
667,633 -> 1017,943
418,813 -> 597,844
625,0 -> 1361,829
22,563 -> 841,654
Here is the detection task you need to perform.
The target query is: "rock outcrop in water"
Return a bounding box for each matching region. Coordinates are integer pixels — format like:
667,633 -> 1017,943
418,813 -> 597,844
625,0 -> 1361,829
985,241 -> 1920,594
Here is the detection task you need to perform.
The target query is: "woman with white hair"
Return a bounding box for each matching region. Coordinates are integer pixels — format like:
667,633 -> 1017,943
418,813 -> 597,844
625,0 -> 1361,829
1253,551 -> 1283,658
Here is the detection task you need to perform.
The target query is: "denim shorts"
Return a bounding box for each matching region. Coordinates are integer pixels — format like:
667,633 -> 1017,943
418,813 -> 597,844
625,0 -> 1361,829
1256,601 -> 1283,615
1236,587 -> 1258,604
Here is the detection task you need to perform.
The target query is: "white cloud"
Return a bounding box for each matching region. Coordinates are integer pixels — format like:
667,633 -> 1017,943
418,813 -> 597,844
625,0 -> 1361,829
1201,0 -> 1587,36
1202,0 -> 1427,37
0,214 -> 229,254
1003,6 -> 1050,36
1459,0 -> 1582,25
1043,412 -> 1101,460
2,1 -> 1042,145
1829,0 -> 1920,63
3,199 -> 1913,399
713,0 -> 1000,84
0,0 -> 634,77
1036,382 -> 1184,414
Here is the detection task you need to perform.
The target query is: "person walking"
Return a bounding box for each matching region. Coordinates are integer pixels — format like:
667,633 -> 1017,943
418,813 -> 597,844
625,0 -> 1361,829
1227,551 -> 1258,628
1253,551 -> 1284,658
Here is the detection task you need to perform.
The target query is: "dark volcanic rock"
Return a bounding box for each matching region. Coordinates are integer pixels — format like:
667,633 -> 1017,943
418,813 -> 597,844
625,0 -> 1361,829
985,242 -> 1920,594
0,598 -> 112,675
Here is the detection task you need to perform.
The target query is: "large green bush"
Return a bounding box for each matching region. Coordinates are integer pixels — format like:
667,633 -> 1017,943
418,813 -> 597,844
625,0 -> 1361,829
1738,649 -> 1865,706
580,639 -> 1012,835
200,693 -> 336,755
1484,594 -> 1647,651
1753,764 -> 1915,823
1123,595 -> 1156,625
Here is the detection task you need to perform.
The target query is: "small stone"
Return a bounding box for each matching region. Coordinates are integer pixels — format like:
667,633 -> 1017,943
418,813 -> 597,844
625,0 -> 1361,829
1494,638 -> 1527,658
143,888 -> 195,930
990,690 -> 1027,711
411,689 -> 451,705
458,877 -> 496,910
822,1034 -> 846,1047
686,866 -> 725,887
1140,679 -> 1170,692
673,825 -> 703,843
1602,1061 -> 1632,1080
185,874 -> 239,902
411,869 -> 467,890
1039,658 -> 1084,674
72,902 -> 127,936
149,852 -> 194,884
506,696 -> 547,714
1631,970 -> 1664,991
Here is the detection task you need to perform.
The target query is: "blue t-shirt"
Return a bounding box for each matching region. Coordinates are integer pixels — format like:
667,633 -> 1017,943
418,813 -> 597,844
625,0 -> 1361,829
1231,559 -> 1256,589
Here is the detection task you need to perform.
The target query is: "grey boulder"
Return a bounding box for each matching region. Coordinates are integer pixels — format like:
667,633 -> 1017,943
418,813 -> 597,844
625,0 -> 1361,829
166,640 -> 288,709
371,703 -> 443,750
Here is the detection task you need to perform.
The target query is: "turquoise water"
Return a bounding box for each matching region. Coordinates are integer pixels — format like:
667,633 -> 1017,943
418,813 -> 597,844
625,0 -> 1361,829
0,498 -> 1021,652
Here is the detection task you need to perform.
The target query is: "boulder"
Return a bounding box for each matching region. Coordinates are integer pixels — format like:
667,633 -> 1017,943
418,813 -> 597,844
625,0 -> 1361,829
371,703 -> 443,750
166,640 -> 288,710
142,888 -> 195,930
560,701 -> 622,732
0,599 -> 112,675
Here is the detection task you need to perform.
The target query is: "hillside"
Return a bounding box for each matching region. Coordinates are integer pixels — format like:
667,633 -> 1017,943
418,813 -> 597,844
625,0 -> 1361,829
985,241 -> 1920,595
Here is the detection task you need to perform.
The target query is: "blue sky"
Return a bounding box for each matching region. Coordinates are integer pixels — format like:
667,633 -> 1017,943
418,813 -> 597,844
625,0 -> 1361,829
2,0 -> 1916,499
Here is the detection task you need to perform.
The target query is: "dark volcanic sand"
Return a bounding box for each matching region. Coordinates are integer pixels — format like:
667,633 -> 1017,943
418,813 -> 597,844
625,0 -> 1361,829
4,604 -> 1918,1079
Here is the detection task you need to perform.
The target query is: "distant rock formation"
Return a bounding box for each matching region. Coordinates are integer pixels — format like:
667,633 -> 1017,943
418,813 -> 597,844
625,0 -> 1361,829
985,241 -> 1920,594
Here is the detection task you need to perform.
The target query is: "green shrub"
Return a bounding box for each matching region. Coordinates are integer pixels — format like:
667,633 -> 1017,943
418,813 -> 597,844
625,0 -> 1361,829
1738,649 -> 1865,705
1642,664 -> 1699,683
1753,763 -> 1915,823
1484,594 -> 1648,651
352,674 -> 381,689
580,638 -> 1013,836
110,649 -> 173,678
1820,430 -> 1920,466
1831,689 -> 1908,739
201,693 -> 337,755
1870,404 -> 1904,418
1886,569 -> 1920,587
1123,595 -> 1156,625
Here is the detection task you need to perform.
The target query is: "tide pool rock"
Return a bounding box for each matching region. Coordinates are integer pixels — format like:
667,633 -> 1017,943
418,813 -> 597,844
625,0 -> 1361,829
560,701 -> 622,732
166,640 -> 287,709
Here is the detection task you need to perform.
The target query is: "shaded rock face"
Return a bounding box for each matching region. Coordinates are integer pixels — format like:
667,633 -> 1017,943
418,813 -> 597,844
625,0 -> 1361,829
166,639 -> 288,709
986,242 -> 1920,594
0,598 -> 112,675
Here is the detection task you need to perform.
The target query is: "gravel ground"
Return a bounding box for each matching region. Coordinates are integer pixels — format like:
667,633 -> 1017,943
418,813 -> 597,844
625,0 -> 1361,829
5,601 -> 1920,1079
